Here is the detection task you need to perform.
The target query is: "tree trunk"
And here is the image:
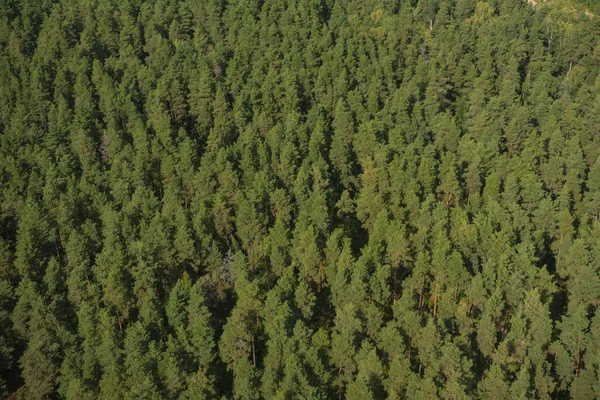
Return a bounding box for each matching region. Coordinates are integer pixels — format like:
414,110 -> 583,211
251,335 -> 256,367
556,234 -> 564,272
117,309 -> 122,331
433,284 -> 440,318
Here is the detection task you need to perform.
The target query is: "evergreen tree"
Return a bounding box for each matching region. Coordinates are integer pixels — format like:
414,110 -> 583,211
1,0 -> 600,397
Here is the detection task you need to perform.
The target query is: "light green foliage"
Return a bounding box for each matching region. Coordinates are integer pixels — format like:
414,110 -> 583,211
1,0 -> 599,397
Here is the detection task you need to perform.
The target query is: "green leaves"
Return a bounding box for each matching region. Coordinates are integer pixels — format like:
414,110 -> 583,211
2,0 -> 600,398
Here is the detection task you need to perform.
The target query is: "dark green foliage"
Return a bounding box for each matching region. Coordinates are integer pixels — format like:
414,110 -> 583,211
1,0 -> 600,398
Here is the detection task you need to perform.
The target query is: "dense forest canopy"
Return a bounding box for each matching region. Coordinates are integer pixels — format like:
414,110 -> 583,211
1,0 -> 600,398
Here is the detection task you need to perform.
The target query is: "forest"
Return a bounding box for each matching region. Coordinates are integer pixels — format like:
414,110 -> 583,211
1,0 -> 600,398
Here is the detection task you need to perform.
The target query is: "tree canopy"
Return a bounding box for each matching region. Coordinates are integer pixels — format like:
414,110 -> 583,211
1,0 -> 600,398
